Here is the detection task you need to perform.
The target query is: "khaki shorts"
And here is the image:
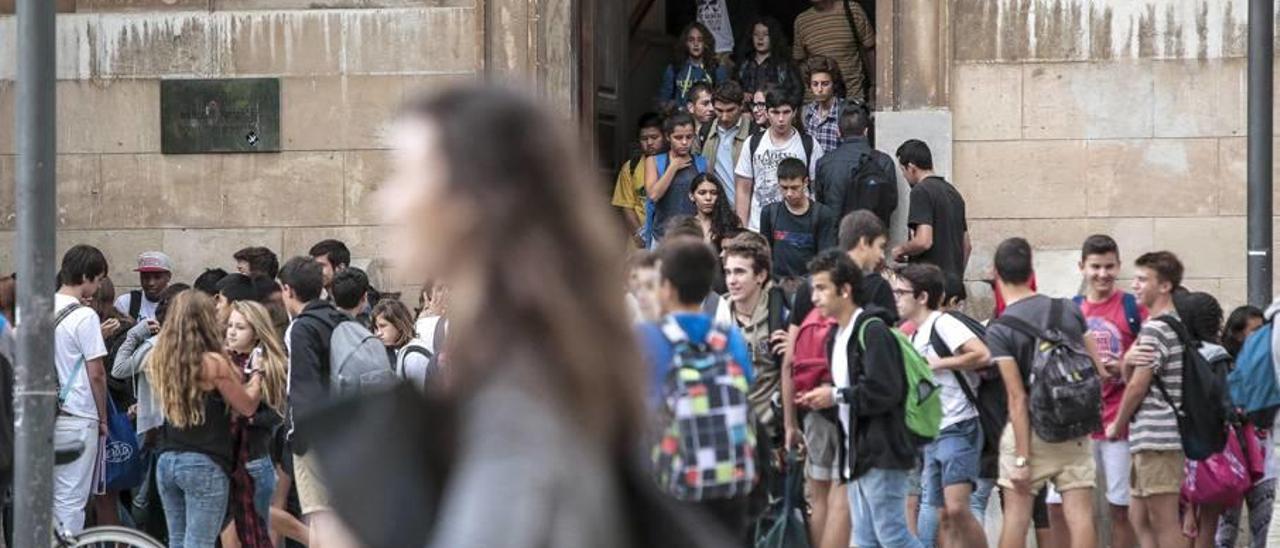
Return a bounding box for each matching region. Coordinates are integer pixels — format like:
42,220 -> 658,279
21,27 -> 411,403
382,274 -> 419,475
802,412 -> 842,482
997,424 -> 1095,494
1130,450 -> 1185,498
293,451 -> 330,515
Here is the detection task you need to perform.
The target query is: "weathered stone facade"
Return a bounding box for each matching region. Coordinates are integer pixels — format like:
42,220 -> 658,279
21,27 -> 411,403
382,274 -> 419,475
944,0 -> 1263,312
0,1 -> 559,297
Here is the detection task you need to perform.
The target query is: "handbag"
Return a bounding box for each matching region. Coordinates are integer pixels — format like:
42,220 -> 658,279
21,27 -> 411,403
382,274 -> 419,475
103,395 -> 145,491
1182,423 -> 1252,506
1241,421 -> 1267,483
754,452 -> 810,548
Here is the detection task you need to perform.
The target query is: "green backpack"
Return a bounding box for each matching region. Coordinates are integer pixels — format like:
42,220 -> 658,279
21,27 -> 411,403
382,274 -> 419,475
857,317 -> 941,441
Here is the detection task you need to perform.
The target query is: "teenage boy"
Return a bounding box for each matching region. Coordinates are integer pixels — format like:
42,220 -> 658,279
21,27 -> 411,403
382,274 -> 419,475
332,268 -> 372,329
984,238 -> 1098,548
760,157 -> 838,283
214,273 -> 259,323
702,81 -> 752,208
688,81 -> 717,147
52,245 -> 111,534
815,107 -> 897,229
114,251 -> 173,321
638,238 -> 755,536
1106,251 -> 1186,548
801,55 -> 845,153
646,112 -> 707,243
891,140 -> 970,281
613,112 -> 666,247
233,246 -> 280,279
735,86 -> 825,231
279,256 -> 359,547
714,238 -> 789,442
1063,235 -> 1144,548
797,250 -> 921,548
893,263 -> 990,548
309,239 -> 350,296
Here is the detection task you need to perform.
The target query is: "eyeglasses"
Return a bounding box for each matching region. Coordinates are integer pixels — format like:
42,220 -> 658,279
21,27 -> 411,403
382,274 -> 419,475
751,102 -> 767,109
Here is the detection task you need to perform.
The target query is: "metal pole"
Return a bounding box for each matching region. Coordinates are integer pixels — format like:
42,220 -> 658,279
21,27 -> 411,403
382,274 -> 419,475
1248,0 -> 1274,308
14,0 -> 58,545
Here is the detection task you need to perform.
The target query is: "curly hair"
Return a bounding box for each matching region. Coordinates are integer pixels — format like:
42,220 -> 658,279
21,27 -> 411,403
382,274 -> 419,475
229,300 -> 289,415
803,54 -> 846,99
145,290 -> 226,428
675,21 -> 718,72
688,173 -> 742,251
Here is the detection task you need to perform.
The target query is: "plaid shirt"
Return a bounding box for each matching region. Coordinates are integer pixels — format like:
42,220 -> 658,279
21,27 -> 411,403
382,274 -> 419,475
803,99 -> 844,154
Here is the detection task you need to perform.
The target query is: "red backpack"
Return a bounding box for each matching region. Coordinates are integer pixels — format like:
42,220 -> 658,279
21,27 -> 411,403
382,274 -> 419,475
792,308 -> 836,394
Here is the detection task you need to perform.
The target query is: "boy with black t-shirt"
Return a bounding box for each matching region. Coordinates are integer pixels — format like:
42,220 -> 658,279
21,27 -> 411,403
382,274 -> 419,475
759,157 -> 838,283
984,238 -> 1099,548
891,140 -> 970,281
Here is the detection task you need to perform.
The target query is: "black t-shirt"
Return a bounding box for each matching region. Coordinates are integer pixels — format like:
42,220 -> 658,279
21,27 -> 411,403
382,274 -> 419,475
985,295 -> 1089,386
759,200 -> 839,279
907,176 -> 969,279
791,270 -> 898,327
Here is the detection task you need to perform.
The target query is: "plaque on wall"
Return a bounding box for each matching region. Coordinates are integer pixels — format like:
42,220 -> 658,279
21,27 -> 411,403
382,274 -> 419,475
161,78 -> 280,154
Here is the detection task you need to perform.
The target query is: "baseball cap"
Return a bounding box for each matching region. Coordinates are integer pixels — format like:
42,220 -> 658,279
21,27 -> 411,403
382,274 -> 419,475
135,251 -> 173,273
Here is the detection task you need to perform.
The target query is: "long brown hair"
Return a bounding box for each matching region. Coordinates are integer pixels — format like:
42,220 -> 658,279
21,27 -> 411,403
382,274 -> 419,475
145,290 -> 226,428
399,86 -> 646,453
371,299 -> 416,348
229,300 -> 288,414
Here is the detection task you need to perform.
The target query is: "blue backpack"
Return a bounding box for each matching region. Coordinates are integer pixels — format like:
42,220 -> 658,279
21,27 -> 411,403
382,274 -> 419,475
642,154 -> 709,249
1071,293 -> 1143,339
1229,322 -> 1280,425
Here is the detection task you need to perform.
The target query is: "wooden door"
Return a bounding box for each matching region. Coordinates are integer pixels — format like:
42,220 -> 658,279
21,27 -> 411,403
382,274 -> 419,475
579,0 -> 627,184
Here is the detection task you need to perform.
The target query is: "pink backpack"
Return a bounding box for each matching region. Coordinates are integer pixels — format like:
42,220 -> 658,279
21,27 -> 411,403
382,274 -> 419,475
792,309 -> 835,395
1182,423 -> 1265,506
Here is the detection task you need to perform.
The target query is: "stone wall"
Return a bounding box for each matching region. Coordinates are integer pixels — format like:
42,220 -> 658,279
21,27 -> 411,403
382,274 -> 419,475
0,1 -> 481,295
951,0 -> 1264,311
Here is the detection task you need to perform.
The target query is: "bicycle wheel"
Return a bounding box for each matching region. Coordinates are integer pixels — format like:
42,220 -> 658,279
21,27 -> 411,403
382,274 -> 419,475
70,526 -> 165,548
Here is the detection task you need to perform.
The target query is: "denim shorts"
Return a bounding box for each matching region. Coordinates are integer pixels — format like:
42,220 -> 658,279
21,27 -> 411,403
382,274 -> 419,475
921,417 -> 983,507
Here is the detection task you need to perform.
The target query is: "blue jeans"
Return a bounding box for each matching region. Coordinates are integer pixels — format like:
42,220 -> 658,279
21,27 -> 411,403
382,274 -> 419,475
971,477 -> 995,524
157,452 -> 229,548
849,468 -> 923,548
247,456 -> 277,525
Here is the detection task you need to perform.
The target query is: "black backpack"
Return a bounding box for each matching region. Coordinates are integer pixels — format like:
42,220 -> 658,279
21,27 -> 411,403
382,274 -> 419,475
995,299 -> 1103,443
929,311 -> 1006,477
840,152 -> 898,228
1151,315 -> 1231,460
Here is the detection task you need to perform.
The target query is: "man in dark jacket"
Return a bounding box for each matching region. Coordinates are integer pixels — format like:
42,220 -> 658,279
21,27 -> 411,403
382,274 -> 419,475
279,255 -> 361,546
797,250 -> 922,548
815,107 -> 897,229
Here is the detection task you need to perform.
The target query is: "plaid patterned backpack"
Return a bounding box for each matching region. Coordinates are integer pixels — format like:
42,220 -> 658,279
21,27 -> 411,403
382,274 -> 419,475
652,317 -> 757,501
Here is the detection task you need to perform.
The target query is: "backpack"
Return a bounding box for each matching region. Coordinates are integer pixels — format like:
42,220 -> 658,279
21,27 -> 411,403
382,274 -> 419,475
994,298 -> 1103,443
646,154 -> 710,248
128,289 -> 143,321
928,311 -> 1007,457
857,316 -> 941,441
305,312 -> 396,398
1228,322 -> 1280,427
1151,315 -> 1231,461
652,318 -> 756,501
396,318 -> 448,389
1071,293 -> 1143,341
792,308 -> 836,395
839,152 -> 898,228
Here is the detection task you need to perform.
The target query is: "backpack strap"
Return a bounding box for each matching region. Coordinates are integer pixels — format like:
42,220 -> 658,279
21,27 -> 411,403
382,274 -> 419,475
655,153 -> 670,178
128,289 -> 143,321
693,154 -> 708,174
801,134 -> 815,168
54,302 -> 84,328
993,314 -> 1044,343
748,132 -> 764,175
1071,295 -> 1084,307
1147,315 -> 1193,417
52,302 -> 87,406
659,317 -> 690,346
840,0 -> 869,99
1121,293 -> 1143,339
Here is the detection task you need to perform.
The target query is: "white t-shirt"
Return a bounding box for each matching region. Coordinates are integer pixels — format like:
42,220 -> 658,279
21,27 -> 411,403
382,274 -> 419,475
734,129 -> 825,230
830,309 -> 861,477
697,0 -> 734,54
413,316 -> 447,355
54,293 -> 107,420
910,311 -> 980,430
113,291 -> 158,321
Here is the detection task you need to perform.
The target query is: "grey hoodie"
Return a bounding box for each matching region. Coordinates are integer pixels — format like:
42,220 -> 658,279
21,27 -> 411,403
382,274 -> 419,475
111,321 -> 162,435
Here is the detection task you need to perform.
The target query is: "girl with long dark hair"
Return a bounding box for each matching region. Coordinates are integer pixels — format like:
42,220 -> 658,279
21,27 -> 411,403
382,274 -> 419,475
656,22 -> 730,110
689,173 -> 741,253
737,16 -> 803,105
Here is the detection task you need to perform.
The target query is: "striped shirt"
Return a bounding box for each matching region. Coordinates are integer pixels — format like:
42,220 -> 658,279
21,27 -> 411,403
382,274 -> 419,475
1129,317 -> 1185,453
793,3 -> 876,101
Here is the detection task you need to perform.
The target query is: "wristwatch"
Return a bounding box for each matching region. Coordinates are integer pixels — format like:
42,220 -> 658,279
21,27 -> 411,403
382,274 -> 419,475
1014,456 -> 1028,469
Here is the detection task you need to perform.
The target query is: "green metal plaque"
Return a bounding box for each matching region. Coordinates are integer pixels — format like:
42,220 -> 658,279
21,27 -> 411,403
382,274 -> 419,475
161,78 -> 280,154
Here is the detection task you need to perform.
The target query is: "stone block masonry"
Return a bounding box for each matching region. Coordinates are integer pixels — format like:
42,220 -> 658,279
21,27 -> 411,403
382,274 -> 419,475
0,3 -> 481,295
